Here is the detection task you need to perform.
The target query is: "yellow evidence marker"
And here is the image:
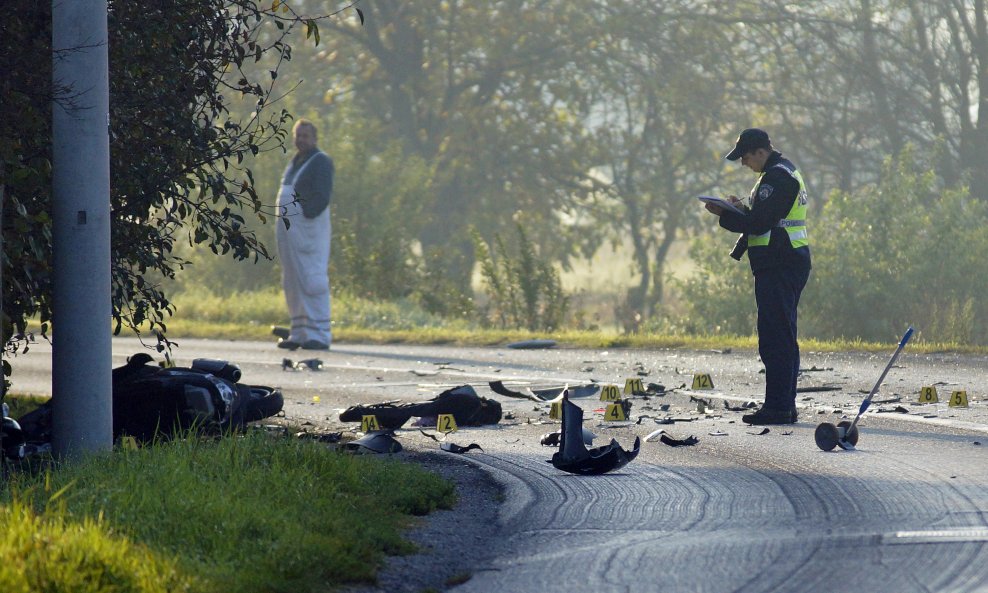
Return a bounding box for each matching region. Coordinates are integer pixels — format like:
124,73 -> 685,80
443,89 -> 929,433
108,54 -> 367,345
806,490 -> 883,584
361,415 -> 381,432
949,390 -> 969,408
549,401 -> 563,420
692,373 -> 714,390
918,386 -> 939,404
437,413 -> 458,433
624,378 -> 645,395
600,384 -> 621,401
604,402 -> 627,422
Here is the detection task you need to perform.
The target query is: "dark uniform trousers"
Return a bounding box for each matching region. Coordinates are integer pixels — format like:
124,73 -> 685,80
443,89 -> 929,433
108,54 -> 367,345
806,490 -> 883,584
754,265 -> 810,412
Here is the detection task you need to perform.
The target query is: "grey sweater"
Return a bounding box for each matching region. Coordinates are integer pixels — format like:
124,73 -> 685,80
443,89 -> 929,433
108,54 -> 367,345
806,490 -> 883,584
283,150 -> 334,218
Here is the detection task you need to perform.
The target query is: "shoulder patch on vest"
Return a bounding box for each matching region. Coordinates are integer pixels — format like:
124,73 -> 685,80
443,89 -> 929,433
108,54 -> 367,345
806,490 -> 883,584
757,184 -> 774,200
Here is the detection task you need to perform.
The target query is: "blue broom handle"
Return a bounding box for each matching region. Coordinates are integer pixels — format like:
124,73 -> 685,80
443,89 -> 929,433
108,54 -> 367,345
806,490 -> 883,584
857,326 -> 914,416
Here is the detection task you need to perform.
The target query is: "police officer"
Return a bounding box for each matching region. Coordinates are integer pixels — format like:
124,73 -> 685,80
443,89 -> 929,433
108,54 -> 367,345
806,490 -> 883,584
705,128 -> 811,425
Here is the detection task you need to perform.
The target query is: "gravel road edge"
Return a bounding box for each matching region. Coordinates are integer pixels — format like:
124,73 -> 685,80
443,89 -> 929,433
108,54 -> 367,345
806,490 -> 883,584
343,448 -> 504,593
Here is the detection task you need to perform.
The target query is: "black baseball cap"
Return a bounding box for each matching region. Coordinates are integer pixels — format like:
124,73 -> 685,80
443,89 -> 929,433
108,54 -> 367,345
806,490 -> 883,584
725,128 -> 771,161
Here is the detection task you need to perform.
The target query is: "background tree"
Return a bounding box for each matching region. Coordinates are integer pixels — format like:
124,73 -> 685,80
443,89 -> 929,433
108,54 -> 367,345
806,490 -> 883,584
1,0 -> 338,353
724,0 -> 988,198
292,0 -> 601,291
581,1 -> 748,328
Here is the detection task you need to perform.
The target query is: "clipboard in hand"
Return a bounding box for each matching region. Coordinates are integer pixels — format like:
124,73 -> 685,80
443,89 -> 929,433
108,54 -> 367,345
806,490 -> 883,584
698,195 -> 745,215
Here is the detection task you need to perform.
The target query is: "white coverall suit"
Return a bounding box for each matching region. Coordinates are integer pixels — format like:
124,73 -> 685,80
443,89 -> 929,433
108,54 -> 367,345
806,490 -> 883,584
276,152 -> 332,347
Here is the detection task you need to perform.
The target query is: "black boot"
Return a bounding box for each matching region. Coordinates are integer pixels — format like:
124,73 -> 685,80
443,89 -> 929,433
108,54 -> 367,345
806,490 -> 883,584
742,407 -> 797,425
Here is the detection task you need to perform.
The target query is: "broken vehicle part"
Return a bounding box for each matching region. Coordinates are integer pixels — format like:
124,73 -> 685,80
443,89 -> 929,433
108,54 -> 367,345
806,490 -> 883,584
796,385 -> 843,393
659,434 -> 699,447
344,432 -> 403,454
550,394 -> 640,475
644,428 -> 666,442
418,429 -> 441,442
440,442 -> 483,454
281,358 -> 323,371
724,401 -> 758,412
540,427 -> 595,447
531,384 -> 600,400
488,381 -> 541,402
646,383 -> 666,394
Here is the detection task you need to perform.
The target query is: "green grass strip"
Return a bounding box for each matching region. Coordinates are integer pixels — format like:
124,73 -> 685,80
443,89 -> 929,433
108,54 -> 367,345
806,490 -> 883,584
0,500 -> 197,593
3,431 -> 456,593
152,320 -> 987,355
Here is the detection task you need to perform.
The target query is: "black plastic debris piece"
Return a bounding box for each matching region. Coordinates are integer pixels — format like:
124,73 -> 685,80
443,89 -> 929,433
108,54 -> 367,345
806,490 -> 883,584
419,429 -> 441,442
489,380 -> 541,402
531,384 -> 600,400
872,396 -> 903,404
659,434 -> 699,447
550,394 -> 640,475
747,428 -> 770,435
530,387 -> 566,401
295,430 -> 342,443
282,358 -> 323,371
440,442 -> 483,454
724,401 -> 758,412
646,383 -> 666,395
796,385 -> 843,393
344,432 -> 403,454
876,405 -> 910,414
563,384 -> 601,399
297,358 -> 323,371
541,427 -> 594,447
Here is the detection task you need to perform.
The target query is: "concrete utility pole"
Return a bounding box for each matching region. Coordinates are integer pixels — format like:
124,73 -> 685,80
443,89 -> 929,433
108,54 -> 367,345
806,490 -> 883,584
51,0 -> 113,457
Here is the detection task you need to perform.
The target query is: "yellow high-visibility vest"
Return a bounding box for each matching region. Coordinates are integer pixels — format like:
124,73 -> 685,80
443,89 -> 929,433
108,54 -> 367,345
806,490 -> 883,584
748,163 -> 808,248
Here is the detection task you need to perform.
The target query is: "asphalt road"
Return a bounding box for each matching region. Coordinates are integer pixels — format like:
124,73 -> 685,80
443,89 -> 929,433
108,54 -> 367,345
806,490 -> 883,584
8,337 -> 988,593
